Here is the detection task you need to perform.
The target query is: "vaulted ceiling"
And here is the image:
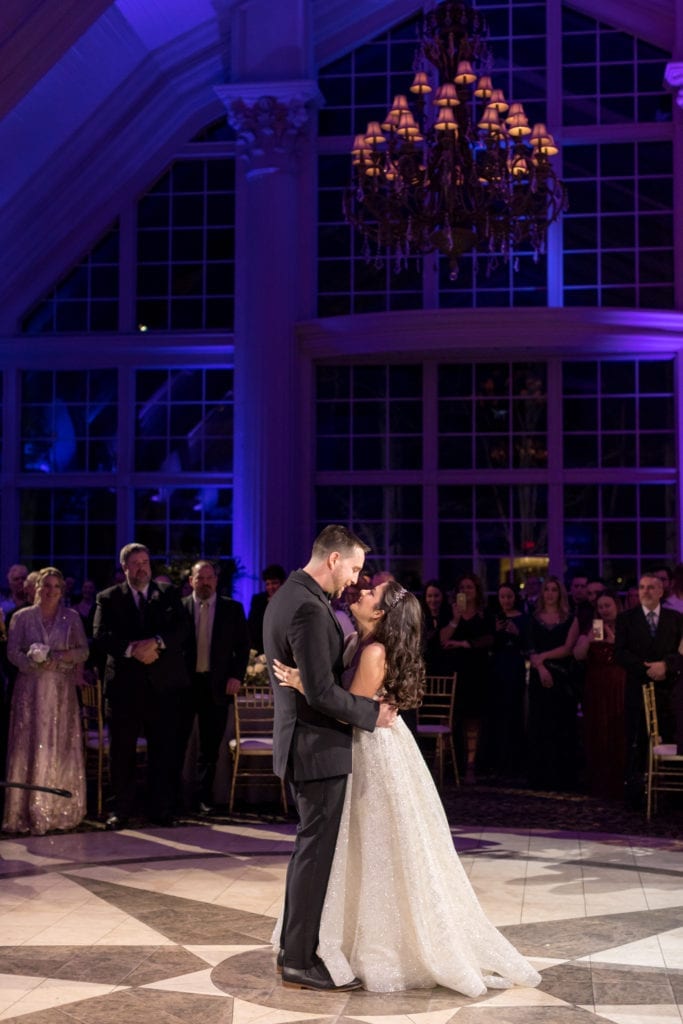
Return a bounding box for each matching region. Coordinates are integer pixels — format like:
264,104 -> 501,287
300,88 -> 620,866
0,0 -> 677,333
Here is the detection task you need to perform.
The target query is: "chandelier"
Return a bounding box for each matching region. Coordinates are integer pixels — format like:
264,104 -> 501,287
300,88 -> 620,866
344,1 -> 567,278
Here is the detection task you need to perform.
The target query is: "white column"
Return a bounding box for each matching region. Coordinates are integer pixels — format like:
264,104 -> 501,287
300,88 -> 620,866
216,79 -> 321,603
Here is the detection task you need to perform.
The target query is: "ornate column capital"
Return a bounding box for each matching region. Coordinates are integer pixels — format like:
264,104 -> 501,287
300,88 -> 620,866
665,62 -> 683,108
215,80 -> 323,175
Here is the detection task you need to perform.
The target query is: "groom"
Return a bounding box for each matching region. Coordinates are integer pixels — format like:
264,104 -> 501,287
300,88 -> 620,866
264,524 -> 396,992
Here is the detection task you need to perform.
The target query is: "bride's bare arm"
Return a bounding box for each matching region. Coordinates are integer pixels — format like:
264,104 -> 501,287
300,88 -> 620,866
348,643 -> 386,699
274,647 -> 396,727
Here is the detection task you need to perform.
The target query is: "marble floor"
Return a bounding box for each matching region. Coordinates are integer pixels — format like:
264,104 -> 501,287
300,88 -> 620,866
0,815 -> 682,1024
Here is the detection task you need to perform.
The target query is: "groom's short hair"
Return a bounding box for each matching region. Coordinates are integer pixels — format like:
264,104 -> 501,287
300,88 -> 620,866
311,525 -> 370,560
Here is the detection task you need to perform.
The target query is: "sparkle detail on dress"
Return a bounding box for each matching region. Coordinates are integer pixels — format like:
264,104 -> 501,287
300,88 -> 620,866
274,716 -> 542,996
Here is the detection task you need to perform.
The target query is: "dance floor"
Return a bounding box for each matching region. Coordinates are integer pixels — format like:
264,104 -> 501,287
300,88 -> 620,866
0,816 -> 682,1024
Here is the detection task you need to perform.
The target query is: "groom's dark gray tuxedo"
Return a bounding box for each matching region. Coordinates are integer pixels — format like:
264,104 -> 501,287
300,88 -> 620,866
264,568 -> 378,973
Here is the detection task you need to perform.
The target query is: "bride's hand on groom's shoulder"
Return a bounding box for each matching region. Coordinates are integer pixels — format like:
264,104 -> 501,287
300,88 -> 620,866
273,658 -> 303,693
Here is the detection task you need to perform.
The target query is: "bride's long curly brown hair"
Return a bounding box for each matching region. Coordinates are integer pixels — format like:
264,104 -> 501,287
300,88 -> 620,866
372,580 -> 425,710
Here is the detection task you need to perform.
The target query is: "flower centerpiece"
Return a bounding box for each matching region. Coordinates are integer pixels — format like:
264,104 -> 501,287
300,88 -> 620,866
245,649 -> 269,686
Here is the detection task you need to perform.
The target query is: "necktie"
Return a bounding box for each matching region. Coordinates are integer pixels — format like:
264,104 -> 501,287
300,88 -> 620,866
646,610 -> 657,637
137,591 -> 147,624
196,601 -> 210,672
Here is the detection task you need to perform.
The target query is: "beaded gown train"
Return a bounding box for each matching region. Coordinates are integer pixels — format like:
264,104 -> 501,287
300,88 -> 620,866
315,715 -> 542,995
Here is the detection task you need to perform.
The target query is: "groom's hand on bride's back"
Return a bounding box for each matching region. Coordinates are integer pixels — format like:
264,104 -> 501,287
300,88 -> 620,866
376,701 -> 397,728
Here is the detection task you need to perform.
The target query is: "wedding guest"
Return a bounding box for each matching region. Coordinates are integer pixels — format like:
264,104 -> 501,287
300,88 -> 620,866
73,579 -> 97,639
22,572 -> 39,609
520,574 -> 542,615
439,573 -> 494,780
2,568 -> 89,835
0,564 -> 28,616
568,574 -> 587,606
0,570 -> 40,816
652,565 -> 673,601
488,583 -> 528,777
664,563 -> 683,613
248,563 -> 286,654
586,577 -> 607,609
420,579 -> 450,675
94,543 -> 190,829
179,560 -> 249,815
568,573 -> 592,633
527,576 -> 580,791
63,576 -> 76,607
614,572 -> 682,808
371,570 -> 394,586
332,593 -> 356,636
573,591 -> 626,800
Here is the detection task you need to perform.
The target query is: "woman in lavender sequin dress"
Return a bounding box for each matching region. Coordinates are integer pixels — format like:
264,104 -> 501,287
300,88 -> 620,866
274,581 -> 541,995
3,568 -> 89,835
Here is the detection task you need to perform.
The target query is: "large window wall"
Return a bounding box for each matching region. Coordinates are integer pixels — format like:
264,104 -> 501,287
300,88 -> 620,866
315,355 -> 679,594
317,2 -> 674,316
0,356 -> 234,589
21,155 -> 236,337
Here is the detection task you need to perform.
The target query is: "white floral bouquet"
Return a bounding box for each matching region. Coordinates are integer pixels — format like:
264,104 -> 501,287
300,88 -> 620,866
27,642 -> 50,664
245,649 -> 269,685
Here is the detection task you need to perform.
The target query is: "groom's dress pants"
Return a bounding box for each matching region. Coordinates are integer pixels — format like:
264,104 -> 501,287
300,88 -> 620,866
282,774 -> 347,968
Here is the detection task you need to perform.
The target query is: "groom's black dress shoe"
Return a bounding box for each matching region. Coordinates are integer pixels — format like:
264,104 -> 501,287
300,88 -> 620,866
282,962 -> 362,991
276,949 -> 284,975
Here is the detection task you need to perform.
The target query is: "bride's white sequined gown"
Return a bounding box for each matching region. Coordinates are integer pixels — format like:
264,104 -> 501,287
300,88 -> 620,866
315,715 -> 542,995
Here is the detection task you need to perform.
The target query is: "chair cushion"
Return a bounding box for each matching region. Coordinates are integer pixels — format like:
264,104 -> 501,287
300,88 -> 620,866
654,744 -> 679,756
417,725 -> 449,735
229,737 -> 274,750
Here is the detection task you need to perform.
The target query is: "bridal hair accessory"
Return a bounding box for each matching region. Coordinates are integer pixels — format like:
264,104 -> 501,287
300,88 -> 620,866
27,642 -> 50,664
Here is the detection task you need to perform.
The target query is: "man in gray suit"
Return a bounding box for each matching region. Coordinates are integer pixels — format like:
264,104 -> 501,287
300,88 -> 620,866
264,525 -> 396,992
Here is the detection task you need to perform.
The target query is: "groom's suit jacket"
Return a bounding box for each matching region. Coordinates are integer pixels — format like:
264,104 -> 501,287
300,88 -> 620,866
264,569 -> 378,781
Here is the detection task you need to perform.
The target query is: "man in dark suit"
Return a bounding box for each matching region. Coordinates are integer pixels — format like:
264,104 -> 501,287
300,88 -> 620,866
94,543 -> 190,829
264,525 -> 397,993
615,572 -> 682,805
247,563 -> 286,654
179,560 -> 250,813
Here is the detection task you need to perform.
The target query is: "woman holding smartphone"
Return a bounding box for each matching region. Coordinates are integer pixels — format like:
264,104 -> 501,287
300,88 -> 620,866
573,590 -> 625,800
439,573 -> 494,781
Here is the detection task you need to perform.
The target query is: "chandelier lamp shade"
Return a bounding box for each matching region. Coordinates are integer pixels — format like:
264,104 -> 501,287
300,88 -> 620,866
344,1 -> 567,277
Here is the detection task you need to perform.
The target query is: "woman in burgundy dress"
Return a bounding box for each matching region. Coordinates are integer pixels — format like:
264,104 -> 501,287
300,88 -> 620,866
573,591 -> 626,800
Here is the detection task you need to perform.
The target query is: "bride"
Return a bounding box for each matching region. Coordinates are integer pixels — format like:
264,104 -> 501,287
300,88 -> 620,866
273,579 -> 541,996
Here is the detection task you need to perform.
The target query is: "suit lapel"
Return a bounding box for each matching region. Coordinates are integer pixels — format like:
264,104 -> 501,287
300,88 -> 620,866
293,570 -> 345,645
